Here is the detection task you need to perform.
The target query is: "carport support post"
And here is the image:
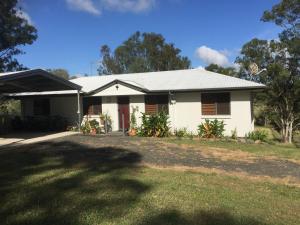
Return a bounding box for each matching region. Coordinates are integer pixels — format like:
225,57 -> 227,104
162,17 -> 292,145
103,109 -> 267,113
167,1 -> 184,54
77,90 -> 81,132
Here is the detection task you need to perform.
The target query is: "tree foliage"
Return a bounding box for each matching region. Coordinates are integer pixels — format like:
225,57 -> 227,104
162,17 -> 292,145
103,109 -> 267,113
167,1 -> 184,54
205,64 -> 238,77
0,0 -> 37,72
236,0 -> 300,143
47,69 -> 70,80
98,31 -> 191,75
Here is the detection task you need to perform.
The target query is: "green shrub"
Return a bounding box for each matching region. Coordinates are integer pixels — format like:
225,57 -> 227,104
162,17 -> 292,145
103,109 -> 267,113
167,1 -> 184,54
246,130 -> 268,142
198,119 -> 225,138
138,111 -> 170,137
174,128 -> 187,139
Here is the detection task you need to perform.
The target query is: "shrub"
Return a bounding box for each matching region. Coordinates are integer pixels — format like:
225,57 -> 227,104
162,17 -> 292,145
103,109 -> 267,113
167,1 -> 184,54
198,119 -> 225,138
246,130 -> 268,142
174,128 -> 187,139
138,111 -> 170,137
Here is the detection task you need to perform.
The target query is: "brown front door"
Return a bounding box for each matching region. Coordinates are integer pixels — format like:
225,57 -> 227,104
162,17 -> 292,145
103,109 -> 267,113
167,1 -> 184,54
118,96 -> 130,131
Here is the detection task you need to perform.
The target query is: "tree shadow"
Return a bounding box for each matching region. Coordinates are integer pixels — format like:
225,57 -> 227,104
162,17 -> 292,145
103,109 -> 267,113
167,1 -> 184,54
0,140 -> 149,225
136,209 -> 267,225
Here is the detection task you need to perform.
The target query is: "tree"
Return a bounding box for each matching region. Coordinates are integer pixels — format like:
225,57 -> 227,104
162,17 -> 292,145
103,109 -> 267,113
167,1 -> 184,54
236,0 -> 300,143
47,69 -> 70,80
0,0 -> 37,72
98,31 -> 191,75
205,64 -> 238,77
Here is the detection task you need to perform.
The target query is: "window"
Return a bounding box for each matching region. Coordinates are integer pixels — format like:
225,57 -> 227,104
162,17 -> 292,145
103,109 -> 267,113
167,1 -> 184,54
83,97 -> 102,115
201,93 -> 230,115
145,95 -> 169,115
33,99 -> 50,116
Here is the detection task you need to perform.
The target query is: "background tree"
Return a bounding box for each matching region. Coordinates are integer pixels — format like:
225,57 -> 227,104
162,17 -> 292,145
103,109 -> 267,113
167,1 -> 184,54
47,68 -> 70,80
0,0 -> 37,72
205,64 -> 238,77
98,31 -> 191,75
236,0 -> 300,143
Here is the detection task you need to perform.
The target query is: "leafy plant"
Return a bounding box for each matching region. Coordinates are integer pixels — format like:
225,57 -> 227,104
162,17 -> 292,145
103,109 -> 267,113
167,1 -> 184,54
198,119 -> 225,138
138,111 -> 170,137
246,130 -> 268,142
174,128 -> 187,139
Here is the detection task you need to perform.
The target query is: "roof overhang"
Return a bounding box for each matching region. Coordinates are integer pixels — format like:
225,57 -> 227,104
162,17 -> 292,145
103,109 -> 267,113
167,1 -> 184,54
0,69 -> 81,94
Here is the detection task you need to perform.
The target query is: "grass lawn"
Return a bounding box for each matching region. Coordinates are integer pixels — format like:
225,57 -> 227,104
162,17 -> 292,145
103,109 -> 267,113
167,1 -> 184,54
165,138 -> 300,161
0,140 -> 300,225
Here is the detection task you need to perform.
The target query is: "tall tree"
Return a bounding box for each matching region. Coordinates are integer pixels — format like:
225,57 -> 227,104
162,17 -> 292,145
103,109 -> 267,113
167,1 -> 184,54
205,64 -> 238,77
98,31 -> 191,75
47,69 -> 70,80
236,0 -> 300,143
0,0 -> 37,72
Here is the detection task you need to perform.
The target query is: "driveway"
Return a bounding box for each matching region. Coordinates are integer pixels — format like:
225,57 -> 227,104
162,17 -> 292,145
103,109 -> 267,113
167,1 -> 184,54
3,134 -> 300,185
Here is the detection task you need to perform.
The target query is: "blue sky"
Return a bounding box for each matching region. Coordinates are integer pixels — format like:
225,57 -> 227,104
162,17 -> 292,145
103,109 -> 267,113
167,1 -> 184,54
16,0 -> 281,76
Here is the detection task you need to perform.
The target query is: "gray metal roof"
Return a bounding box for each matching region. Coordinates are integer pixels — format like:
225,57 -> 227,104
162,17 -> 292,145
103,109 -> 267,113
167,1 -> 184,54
71,68 -> 265,93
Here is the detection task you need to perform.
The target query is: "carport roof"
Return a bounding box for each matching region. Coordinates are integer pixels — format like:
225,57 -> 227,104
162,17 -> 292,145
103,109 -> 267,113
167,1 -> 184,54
0,69 -> 81,93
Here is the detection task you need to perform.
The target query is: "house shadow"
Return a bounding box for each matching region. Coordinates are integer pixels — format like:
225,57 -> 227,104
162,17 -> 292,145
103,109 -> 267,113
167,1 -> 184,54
0,140 -> 149,225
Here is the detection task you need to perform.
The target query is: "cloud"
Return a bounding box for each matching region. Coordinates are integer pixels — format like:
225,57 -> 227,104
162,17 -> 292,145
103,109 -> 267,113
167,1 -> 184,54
101,0 -> 156,13
66,0 -> 101,15
16,9 -> 33,25
195,46 -> 230,67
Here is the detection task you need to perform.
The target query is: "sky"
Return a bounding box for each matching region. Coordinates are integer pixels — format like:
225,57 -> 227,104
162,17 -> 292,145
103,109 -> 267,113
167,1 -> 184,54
16,0 -> 282,76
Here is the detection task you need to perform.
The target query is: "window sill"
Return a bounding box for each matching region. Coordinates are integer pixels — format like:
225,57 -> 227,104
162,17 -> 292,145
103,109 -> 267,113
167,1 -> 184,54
201,115 -> 231,119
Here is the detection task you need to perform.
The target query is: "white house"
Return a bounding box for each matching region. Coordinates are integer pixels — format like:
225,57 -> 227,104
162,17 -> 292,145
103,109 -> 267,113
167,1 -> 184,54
4,68 -> 265,137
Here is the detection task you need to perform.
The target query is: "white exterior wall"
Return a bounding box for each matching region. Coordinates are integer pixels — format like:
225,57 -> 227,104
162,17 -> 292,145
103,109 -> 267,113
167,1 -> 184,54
130,95 -> 145,127
169,91 -> 254,137
102,96 -> 119,131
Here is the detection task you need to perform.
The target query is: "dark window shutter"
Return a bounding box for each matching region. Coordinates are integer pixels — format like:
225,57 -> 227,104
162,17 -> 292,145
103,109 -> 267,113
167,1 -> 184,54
202,93 -> 230,115
145,95 -> 169,115
83,97 -> 102,115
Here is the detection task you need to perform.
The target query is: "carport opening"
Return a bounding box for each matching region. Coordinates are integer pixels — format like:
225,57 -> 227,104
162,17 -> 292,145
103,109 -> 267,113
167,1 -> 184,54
0,69 -> 82,135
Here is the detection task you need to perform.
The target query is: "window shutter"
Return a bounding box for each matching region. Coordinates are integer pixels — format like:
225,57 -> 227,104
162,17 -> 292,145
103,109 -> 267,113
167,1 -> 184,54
201,93 -> 230,115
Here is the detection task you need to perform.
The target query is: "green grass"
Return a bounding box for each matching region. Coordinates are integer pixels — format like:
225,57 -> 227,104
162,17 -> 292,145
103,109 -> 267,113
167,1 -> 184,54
0,142 -> 299,225
165,138 -> 300,160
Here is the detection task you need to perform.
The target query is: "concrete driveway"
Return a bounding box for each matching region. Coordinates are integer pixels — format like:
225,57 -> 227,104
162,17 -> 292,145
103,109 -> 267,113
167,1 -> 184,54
0,131 -> 77,147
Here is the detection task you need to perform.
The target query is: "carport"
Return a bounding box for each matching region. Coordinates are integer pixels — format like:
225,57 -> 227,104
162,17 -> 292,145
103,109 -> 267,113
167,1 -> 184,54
0,69 -> 82,131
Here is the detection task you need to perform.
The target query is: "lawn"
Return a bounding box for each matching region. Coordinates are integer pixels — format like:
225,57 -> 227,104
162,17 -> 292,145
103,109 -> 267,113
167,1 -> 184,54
165,137 -> 300,161
0,139 -> 299,225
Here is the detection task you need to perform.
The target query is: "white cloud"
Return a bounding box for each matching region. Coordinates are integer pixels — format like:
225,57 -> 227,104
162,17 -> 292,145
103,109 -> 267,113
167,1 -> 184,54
16,9 -> 33,25
195,46 -> 230,67
66,0 -> 101,15
101,0 -> 155,13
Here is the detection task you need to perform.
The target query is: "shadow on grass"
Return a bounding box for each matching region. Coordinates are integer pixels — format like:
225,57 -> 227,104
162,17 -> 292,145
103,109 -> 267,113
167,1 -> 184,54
0,140 -> 148,225
0,139 -> 270,225
137,209 -> 266,225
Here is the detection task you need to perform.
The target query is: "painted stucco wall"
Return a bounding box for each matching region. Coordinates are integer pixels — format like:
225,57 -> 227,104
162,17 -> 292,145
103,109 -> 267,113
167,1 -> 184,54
102,96 -> 119,131
130,95 -> 145,127
169,91 -> 253,136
